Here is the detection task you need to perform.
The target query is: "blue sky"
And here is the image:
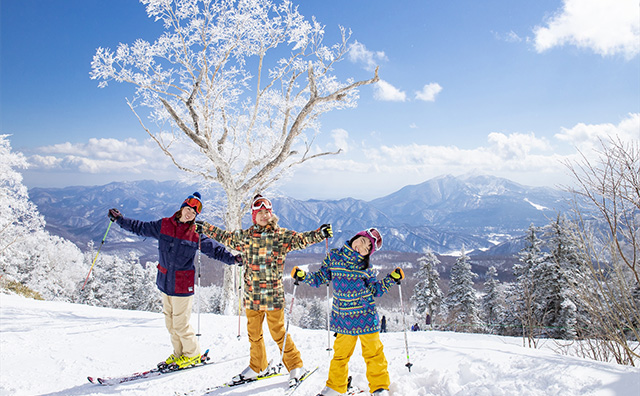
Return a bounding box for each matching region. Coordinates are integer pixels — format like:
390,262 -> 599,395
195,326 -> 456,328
1,0 -> 639,200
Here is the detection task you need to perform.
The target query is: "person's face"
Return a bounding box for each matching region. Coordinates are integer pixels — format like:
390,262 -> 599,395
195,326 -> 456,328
255,209 -> 272,227
180,206 -> 197,222
351,236 -> 372,256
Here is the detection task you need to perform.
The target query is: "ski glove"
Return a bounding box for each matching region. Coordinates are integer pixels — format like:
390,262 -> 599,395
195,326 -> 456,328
319,224 -> 333,239
234,255 -> 243,266
108,208 -> 122,222
194,220 -> 206,234
389,267 -> 404,284
291,266 -> 306,282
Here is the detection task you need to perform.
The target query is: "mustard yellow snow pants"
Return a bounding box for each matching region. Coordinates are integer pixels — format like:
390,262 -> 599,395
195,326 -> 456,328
326,332 -> 390,394
162,293 -> 200,358
246,308 -> 303,373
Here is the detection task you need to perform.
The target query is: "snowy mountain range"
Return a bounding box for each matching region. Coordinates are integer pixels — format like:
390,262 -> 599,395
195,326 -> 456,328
29,174 -> 579,259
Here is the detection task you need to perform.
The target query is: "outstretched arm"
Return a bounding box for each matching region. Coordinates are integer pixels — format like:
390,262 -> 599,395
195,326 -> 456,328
199,235 -> 237,265
367,268 -> 404,297
195,220 -> 244,251
117,217 -> 162,240
294,255 -> 332,288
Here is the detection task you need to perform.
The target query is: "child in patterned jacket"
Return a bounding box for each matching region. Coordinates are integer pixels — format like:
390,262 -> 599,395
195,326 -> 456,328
195,194 -> 333,386
291,228 -> 404,396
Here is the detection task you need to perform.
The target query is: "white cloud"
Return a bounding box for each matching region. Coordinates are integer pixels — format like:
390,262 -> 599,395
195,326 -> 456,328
554,112 -> 640,152
533,0 -> 640,59
28,137 -> 175,174
331,128 -> 350,153
487,132 -> 552,160
348,41 -> 387,71
415,82 -> 443,102
373,80 -> 407,102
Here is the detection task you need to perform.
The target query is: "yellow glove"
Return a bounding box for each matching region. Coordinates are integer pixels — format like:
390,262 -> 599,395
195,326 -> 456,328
389,267 -> 404,284
291,266 -> 306,282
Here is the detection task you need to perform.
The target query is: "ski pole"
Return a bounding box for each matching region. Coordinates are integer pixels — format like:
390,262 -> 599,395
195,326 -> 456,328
81,219 -> 114,290
279,279 -> 298,372
237,264 -> 243,340
325,239 -> 332,356
196,235 -> 202,340
326,281 -> 332,356
398,282 -> 413,371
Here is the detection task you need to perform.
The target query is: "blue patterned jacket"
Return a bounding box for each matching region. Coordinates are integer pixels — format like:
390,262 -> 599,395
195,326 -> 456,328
301,242 -> 396,335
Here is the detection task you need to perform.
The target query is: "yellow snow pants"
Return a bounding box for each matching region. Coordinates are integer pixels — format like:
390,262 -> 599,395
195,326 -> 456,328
162,293 -> 200,358
246,308 -> 303,373
326,332 -> 390,394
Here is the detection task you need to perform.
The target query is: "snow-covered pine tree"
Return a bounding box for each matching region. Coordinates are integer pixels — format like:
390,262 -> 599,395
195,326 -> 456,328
505,224 -> 547,340
411,250 -> 443,326
444,246 -> 481,332
0,135 -> 44,259
90,0 -> 380,313
539,214 -> 589,339
482,266 -> 503,332
0,135 -> 86,301
299,298 -> 326,330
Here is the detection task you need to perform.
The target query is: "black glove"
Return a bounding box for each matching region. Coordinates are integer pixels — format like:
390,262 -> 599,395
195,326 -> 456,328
291,266 -> 306,282
194,220 -> 206,234
108,208 -> 122,222
234,255 -> 243,266
320,224 -> 333,239
389,267 -> 404,284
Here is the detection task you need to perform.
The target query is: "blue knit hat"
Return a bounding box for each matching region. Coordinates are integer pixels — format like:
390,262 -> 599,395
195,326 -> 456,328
180,192 -> 202,215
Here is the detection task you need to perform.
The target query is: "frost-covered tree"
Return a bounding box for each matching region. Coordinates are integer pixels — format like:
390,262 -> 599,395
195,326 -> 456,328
0,135 -> 86,301
79,249 -> 161,311
481,266 -> 503,330
565,137 -> 640,365
194,284 -> 225,314
445,246 -> 480,331
90,0 -> 380,313
0,135 -> 44,257
505,224 -> 547,341
539,214 -> 590,339
411,250 -> 443,325
299,298 -> 325,329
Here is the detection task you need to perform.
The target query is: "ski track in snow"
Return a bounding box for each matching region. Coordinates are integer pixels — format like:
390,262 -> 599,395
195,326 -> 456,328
0,294 -> 638,396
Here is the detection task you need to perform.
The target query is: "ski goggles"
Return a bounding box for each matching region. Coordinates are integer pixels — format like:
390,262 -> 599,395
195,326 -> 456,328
183,197 -> 202,214
252,197 -> 272,211
365,228 -> 383,251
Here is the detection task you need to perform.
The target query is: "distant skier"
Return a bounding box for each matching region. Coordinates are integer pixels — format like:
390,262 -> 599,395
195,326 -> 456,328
291,228 -> 404,396
107,192 -> 240,369
380,315 -> 387,333
194,194 -> 333,387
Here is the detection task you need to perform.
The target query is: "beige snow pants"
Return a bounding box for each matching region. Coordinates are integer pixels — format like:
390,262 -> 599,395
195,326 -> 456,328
162,293 -> 200,358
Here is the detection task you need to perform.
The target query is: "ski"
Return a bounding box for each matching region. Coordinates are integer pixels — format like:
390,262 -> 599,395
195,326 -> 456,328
88,349 -> 210,386
284,366 -> 319,395
180,369 -> 285,395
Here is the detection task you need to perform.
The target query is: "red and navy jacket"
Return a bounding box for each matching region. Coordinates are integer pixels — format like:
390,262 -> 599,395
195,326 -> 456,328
116,215 -> 236,296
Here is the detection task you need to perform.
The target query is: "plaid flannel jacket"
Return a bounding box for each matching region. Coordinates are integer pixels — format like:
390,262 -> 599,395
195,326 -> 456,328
200,222 -> 325,310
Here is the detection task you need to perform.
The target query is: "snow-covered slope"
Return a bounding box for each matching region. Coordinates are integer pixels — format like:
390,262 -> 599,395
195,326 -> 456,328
1,294 -> 637,396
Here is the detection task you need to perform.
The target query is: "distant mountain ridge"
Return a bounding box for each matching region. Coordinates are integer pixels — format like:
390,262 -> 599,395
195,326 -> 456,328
29,174 -> 579,258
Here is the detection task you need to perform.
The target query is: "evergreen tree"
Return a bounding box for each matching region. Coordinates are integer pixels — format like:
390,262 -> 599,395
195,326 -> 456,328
299,298 -> 326,330
482,266 -> 503,331
538,214 -> 590,339
445,246 -> 480,331
506,224 -> 547,338
411,250 -> 443,326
